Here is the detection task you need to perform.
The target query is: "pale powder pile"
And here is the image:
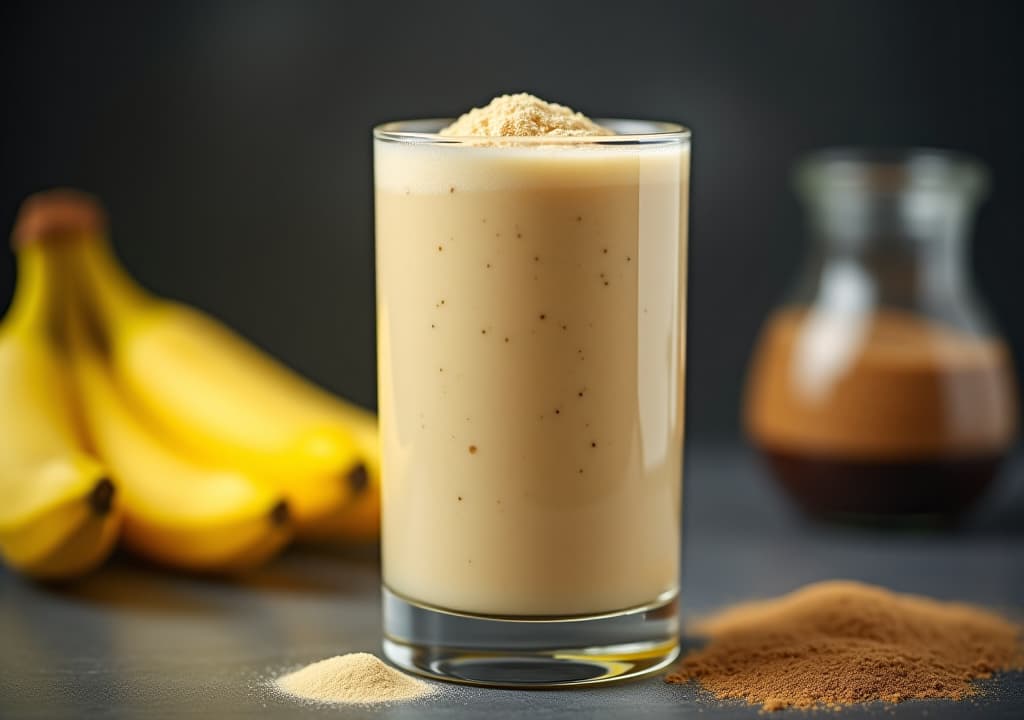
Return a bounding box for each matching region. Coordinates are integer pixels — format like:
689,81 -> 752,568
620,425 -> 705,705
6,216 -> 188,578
276,653 -> 434,705
666,581 -> 1023,712
440,93 -> 613,137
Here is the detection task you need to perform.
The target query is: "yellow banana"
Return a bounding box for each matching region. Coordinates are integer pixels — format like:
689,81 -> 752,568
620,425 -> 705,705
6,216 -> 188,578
0,204 -> 120,580
68,336 -> 292,573
64,230 -> 369,531
298,404 -> 380,542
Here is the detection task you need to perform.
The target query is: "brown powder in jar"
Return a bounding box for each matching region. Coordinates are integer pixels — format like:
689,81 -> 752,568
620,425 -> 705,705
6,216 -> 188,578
665,580 -> 1023,711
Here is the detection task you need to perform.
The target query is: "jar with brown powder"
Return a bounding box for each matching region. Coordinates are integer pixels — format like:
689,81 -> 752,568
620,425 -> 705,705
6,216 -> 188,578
745,149 -> 1018,523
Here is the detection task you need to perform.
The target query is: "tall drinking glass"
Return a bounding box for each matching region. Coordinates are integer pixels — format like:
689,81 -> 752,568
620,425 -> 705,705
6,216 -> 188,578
374,120 -> 690,687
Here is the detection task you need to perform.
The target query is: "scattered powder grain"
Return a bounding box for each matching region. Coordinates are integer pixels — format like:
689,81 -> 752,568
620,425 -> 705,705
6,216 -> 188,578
276,653 -> 433,705
440,93 -> 613,137
665,581 -> 1023,712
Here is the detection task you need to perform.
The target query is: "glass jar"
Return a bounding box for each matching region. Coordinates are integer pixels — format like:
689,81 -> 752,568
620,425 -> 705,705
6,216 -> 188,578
745,148 -> 1018,523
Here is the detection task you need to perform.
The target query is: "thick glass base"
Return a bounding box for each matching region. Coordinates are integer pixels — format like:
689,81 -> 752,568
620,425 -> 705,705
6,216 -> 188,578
382,587 -> 679,688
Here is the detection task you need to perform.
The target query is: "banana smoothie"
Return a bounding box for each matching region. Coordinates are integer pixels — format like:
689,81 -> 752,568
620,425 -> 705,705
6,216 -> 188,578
375,95 -> 689,617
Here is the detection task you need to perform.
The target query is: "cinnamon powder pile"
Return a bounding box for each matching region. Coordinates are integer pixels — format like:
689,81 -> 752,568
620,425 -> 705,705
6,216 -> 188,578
666,581 -> 1023,711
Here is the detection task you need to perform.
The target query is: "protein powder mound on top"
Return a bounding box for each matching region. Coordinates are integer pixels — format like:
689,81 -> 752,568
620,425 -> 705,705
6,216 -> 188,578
440,93 -> 613,137
666,581 -> 1023,712
276,653 -> 434,705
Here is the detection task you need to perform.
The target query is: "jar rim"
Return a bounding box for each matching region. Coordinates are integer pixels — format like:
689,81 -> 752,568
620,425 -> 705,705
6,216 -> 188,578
796,147 -> 989,197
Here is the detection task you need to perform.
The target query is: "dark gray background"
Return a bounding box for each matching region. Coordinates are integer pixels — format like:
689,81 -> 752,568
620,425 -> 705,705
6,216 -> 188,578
2,0 -> 1023,440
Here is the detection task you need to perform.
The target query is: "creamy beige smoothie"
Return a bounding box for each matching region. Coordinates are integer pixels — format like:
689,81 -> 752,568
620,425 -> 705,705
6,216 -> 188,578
375,98 -> 689,617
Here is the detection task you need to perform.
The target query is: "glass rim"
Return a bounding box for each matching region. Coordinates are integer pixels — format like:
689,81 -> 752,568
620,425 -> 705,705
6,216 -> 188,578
373,118 -> 690,146
796,146 -> 989,195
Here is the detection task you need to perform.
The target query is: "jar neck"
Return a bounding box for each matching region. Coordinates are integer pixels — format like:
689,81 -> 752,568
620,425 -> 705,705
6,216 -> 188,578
795,149 -> 989,325
804,188 -> 975,309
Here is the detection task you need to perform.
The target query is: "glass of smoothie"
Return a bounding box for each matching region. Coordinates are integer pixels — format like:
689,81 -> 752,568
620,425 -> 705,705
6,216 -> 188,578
374,95 -> 690,687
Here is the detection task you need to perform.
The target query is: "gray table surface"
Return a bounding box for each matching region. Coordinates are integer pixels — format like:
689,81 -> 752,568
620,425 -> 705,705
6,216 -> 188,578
2,443 -> 1022,719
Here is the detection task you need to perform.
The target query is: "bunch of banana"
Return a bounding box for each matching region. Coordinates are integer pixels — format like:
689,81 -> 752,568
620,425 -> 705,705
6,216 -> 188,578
0,189 -> 381,579
0,204 -> 119,580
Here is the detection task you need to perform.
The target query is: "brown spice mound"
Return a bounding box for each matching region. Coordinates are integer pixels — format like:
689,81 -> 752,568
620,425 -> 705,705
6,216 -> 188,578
665,581 -> 1023,711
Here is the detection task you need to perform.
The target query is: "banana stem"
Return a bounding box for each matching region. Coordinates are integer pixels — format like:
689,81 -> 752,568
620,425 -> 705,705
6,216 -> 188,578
7,249 -> 49,326
69,235 -> 152,329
